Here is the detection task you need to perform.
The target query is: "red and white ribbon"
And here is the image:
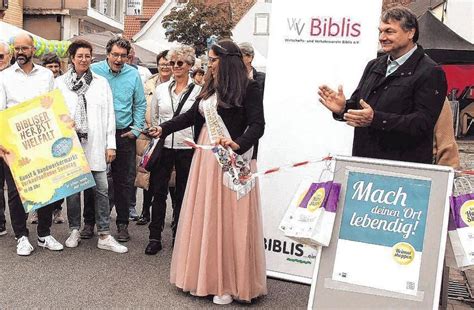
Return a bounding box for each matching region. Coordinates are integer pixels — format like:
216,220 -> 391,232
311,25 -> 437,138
249,156 -> 333,179
183,138 -> 333,180
183,138 -> 214,150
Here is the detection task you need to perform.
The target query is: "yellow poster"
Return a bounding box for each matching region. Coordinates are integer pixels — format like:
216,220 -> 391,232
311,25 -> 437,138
0,90 -> 95,212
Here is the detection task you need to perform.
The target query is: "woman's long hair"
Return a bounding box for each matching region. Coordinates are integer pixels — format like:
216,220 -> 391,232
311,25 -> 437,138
198,39 -> 248,107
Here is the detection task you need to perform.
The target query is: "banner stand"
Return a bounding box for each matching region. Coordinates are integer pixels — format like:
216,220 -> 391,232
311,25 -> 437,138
259,0 -> 383,283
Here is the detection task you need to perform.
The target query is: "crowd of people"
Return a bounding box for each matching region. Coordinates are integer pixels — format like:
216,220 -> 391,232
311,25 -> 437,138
0,5 -> 460,306
0,28 -> 266,304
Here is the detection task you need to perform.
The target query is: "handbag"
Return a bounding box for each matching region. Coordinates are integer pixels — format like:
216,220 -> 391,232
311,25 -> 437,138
145,82 -> 195,171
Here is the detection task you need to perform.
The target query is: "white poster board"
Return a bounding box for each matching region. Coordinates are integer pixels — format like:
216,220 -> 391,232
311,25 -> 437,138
259,0 -> 383,283
126,0 -> 143,16
308,156 -> 454,309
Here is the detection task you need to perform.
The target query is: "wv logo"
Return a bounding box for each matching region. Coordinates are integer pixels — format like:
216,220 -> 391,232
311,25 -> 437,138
287,18 -> 306,35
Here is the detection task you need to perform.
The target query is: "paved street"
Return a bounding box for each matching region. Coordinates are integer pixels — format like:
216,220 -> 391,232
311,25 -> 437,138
2,190 -> 474,309
0,191 -> 310,309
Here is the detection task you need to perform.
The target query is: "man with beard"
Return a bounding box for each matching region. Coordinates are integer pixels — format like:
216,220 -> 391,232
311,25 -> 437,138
88,37 -> 146,242
0,33 -> 63,255
318,6 -> 447,164
0,40 -> 12,236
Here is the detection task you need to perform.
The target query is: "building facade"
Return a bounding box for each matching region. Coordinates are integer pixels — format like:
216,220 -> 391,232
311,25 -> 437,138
23,0 -> 126,40
1,0 -> 23,28
123,0 -> 164,39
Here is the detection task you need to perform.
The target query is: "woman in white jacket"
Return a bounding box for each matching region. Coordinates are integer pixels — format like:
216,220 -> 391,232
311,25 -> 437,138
55,39 -> 127,253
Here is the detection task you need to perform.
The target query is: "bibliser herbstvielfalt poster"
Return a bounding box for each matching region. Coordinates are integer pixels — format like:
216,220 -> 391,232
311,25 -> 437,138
0,89 -> 95,212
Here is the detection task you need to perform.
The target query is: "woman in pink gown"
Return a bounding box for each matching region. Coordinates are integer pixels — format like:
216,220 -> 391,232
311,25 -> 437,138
149,39 -> 267,305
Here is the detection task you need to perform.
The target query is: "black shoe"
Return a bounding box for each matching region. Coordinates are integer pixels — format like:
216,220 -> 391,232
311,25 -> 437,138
136,216 -> 150,225
145,240 -> 162,255
116,223 -> 130,242
0,223 -> 6,236
80,224 -> 94,239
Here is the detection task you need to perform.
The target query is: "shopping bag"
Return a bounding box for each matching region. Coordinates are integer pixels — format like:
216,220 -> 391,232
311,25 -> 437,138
279,180 -> 341,247
448,189 -> 474,270
140,138 -> 159,171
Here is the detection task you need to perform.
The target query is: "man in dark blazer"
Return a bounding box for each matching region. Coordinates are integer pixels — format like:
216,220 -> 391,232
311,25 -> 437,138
318,6 -> 447,164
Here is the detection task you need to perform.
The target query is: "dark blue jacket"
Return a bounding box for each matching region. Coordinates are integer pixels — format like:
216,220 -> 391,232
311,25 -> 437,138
335,45 -> 447,164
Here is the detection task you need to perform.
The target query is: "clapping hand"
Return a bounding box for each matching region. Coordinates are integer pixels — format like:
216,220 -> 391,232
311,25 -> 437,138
344,99 -> 374,127
318,85 -> 346,114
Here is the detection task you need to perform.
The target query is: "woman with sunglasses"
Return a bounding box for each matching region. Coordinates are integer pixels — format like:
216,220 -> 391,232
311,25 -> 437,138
145,45 -> 201,255
149,39 -> 266,304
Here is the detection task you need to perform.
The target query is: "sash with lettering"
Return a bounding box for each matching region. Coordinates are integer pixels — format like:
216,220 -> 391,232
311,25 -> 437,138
202,94 -> 255,199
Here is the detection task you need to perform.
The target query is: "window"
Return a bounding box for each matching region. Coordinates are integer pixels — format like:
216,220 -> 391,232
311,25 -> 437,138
91,0 -> 98,10
254,13 -> 270,36
114,0 -> 124,22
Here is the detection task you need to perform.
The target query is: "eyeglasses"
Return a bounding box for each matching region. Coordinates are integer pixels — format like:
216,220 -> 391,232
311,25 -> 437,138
169,60 -> 187,68
208,56 -> 219,63
13,46 -> 32,53
158,63 -> 170,68
110,52 -> 128,59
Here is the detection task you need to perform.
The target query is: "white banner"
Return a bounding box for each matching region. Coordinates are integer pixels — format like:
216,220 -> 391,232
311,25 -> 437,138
259,0 -> 383,283
126,0 -> 143,16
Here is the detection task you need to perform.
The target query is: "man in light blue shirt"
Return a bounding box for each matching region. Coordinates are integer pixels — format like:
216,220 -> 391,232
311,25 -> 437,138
89,37 -> 146,242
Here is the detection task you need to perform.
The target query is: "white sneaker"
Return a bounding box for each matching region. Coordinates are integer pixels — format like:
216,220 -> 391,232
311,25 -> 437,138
213,294 -> 233,305
65,229 -> 81,248
38,235 -> 64,251
17,236 -> 34,256
97,235 -> 128,253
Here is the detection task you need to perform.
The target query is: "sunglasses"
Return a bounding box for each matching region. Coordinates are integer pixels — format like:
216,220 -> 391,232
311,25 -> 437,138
169,60 -> 187,68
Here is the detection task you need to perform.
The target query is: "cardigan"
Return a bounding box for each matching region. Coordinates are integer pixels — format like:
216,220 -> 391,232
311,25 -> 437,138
55,72 -> 116,172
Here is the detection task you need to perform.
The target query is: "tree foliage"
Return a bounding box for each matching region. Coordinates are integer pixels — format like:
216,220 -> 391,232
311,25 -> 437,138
382,0 -> 415,11
162,1 -> 233,56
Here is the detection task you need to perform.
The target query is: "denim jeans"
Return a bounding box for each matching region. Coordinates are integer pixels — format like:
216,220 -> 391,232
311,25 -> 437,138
0,158 -> 5,226
67,171 -> 110,234
83,167 -> 114,226
3,161 -> 54,238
